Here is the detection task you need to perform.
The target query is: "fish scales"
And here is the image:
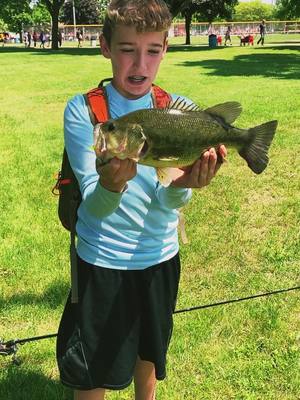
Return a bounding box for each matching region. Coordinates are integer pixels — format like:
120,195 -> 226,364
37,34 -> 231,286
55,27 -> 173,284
94,100 -> 278,178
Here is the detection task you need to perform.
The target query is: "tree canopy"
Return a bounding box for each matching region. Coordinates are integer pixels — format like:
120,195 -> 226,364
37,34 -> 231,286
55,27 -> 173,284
233,1 -> 275,21
275,0 -> 300,19
61,0 -> 101,25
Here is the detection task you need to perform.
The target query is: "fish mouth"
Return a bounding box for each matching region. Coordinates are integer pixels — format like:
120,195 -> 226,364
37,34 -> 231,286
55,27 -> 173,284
139,140 -> 149,158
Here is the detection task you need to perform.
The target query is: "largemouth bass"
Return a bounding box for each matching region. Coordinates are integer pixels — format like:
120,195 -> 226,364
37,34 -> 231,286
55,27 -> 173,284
94,99 -> 278,184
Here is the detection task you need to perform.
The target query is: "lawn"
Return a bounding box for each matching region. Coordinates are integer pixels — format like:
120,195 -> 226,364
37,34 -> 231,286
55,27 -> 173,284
0,35 -> 299,400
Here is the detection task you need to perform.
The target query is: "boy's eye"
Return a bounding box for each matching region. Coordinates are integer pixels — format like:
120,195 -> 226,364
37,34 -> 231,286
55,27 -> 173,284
148,50 -> 160,55
121,48 -> 133,53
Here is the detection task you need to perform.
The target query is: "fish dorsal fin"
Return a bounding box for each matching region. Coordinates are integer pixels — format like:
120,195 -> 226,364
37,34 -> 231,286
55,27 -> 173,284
167,97 -> 200,112
205,101 -> 242,124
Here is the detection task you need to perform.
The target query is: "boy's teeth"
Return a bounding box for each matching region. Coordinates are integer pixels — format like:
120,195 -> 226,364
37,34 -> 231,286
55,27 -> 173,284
130,76 -> 145,81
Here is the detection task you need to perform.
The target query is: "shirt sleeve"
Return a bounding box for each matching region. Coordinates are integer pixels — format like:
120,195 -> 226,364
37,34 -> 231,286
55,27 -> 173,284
156,185 -> 192,209
64,95 -> 123,218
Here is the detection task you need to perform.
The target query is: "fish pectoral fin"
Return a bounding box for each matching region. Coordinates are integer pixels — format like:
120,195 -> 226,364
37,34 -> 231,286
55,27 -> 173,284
178,207 -> 189,245
205,101 -> 242,125
156,167 -> 174,187
167,97 -> 200,112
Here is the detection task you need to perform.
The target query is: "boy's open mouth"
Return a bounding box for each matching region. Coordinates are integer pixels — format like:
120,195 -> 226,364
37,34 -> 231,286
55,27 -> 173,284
128,76 -> 147,83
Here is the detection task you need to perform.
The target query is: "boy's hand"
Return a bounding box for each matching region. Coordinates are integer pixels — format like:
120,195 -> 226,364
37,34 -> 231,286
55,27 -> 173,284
98,157 -> 137,193
170,145 -> 227,189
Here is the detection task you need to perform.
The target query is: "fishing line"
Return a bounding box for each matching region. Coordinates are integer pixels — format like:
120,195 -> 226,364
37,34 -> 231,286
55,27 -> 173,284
1,285 -> 299,364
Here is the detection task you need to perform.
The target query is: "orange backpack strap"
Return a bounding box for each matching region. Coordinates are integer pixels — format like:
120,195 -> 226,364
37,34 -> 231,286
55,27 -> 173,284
151,84 -> 172,108
85,87 -> 110,125
85,81 -> 171,125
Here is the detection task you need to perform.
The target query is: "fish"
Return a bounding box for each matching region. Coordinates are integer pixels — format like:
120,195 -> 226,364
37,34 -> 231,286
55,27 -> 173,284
93,99 -> 278,185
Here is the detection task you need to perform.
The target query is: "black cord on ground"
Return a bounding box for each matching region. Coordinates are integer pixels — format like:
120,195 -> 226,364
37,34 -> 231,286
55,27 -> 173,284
1,285 -> 299,364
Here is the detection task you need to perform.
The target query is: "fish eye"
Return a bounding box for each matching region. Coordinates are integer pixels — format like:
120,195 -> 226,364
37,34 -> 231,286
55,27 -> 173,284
106,121 -> 115,132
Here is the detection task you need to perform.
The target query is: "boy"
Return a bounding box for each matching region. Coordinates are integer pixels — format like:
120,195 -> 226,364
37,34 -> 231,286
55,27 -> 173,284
56,1 -> 226,399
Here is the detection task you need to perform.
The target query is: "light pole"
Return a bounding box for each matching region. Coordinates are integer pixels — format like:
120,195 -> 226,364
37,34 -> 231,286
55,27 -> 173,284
72,0 -> 76,40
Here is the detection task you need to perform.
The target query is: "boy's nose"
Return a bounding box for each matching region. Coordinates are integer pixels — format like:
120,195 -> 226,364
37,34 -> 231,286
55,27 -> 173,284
134,52 -> 147,70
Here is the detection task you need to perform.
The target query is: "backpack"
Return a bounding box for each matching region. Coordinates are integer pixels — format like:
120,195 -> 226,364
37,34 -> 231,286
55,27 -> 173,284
53,79 -> 171,303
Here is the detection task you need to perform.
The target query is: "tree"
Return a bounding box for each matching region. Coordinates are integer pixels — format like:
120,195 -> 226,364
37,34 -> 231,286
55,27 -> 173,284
61,0 -> 101,25
31,2 -> 51,27
39,0 -> 65,49
233,0 -> 275,21
0,18 -> 8,32
0,0 -> 32,42
166,0 -> 238,44
274,0 -> 300,19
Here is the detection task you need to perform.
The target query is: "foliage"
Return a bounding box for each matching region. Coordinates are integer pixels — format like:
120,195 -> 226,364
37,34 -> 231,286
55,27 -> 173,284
166,0 -> 238,20
98,0 -> 110,23
166,0 -> 238,45
61,0 -> 101,25
0,18 -> 8,31
274,0 -> 300,19
0,0 -> 32,33
31,2 -> 51,27
233,1 -> 275,21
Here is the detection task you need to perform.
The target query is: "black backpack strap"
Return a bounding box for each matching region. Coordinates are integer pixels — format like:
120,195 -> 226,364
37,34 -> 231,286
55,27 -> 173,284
70,198 -> 79,303
69,81 -> 111,303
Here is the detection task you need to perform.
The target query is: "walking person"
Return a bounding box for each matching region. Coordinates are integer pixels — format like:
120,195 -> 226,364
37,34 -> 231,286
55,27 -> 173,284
257,19 -> 266,46
224,25 -> 232,46
39,31 -> 46,48
56,1 -> 227,399
33,31 -> 38,47
27,31 -> 32,48
76,30 -> 83,47
58,31 -> 63,47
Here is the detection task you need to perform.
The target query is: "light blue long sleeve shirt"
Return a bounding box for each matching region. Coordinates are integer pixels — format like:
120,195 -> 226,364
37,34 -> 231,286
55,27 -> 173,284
64,83 -> 192,270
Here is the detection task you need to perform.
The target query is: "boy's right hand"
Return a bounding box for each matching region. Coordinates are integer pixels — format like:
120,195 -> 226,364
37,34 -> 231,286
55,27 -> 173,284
98,157 -> 137,193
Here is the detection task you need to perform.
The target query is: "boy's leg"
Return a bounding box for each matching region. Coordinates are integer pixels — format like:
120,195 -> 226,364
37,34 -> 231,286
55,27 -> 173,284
134,357 -> 156,400
74,388 -> 105,400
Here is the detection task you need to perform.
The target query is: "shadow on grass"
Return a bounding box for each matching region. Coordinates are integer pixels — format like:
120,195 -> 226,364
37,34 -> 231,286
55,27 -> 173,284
0,46 -> 101,56
0,279 -> 69,311
178,51 -> 300,80
0,365 -> 71,400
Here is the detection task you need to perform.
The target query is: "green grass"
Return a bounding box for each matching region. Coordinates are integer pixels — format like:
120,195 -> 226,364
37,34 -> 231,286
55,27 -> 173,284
0,35 -> 299,400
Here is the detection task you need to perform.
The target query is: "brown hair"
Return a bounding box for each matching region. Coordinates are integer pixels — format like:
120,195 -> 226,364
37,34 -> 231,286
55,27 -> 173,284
102,0 -> 172,45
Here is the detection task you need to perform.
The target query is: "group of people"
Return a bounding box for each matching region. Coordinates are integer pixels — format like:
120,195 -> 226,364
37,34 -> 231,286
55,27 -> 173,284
213,20 -> 266,47
22,30 -> 63,48
0,32 -> 10,46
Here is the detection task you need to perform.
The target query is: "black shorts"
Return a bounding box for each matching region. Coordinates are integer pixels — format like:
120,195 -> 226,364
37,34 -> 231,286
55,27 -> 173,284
56,254 -> 181,390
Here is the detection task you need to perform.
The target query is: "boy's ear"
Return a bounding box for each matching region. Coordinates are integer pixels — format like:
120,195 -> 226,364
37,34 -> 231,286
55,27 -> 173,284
162,38 -> 168,58
100,34 -> 111,59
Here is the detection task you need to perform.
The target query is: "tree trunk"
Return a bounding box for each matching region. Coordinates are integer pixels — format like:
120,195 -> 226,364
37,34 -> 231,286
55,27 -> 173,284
51,4 -> 59,50
184,12 -> 192,45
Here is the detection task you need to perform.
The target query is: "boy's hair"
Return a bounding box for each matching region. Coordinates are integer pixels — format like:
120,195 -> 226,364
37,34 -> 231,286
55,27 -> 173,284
102,0 -> 172,45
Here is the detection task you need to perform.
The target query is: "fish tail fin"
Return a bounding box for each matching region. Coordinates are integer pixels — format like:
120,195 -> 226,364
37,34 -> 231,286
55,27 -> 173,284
239,120 -> 278,174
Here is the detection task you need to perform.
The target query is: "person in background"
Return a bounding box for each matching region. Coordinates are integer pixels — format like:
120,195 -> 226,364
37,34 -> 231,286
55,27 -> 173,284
33,31 -> 38,47
224,25 -> 232,46
257,19 -> 266,46
27,31 -> 32,48
58,31 -> 63,47
39,31 -> 46,48
56,1 -> 227,399
76,30 -> 83,47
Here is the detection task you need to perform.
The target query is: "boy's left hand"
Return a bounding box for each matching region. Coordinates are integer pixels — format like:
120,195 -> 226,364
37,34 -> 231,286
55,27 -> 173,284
170,145 -> 227,189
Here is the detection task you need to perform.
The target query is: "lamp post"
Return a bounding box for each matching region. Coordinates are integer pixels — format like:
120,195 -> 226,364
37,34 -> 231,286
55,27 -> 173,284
72,0 -> 76,40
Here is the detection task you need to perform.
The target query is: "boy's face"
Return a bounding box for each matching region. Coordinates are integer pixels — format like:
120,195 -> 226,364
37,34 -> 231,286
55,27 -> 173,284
101,25 -> 168,99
